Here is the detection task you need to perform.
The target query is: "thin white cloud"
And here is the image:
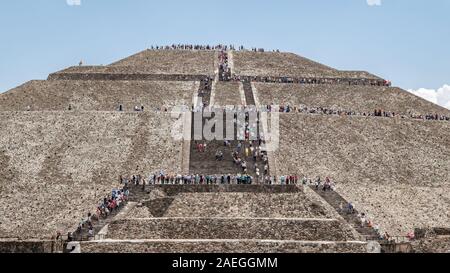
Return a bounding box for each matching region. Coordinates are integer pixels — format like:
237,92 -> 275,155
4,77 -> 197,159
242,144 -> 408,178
367,0 -> 382,6
67,0 -> 81,6
407,84 -> 450,110
445,101 -> 450,110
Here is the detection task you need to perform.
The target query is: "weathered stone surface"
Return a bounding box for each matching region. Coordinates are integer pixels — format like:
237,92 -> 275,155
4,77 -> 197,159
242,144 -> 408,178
109,50 -> 216,76
255,83 -> 450,116
276,114 -> 450,187
0,80 -> 197,111
147,188 -> 167,200
411,228 -> 450,252
146,184 -> 302,196
142,198 -> 175,217
1,47 -> 448,253
106,218 -> 357,241
275,114 -> 450,235
213,82 -> 243,106
233,51 -> 380,80
80,240 -> 368,253
163,193 -> 330,219
0,112 -> 182,239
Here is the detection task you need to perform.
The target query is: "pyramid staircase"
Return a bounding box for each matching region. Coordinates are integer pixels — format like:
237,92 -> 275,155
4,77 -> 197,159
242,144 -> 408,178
243,81 -> 256,105
76,185 -> 369,253
188,51 -> 264,177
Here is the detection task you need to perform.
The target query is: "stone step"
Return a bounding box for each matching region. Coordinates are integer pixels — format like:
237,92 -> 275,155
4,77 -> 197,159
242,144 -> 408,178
243,82 -> 256,105
80,239 -> 368,253
105,218 -> 358,242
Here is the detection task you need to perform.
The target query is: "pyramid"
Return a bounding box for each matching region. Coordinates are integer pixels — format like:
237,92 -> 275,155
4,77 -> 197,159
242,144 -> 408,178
0,47 -> 449,253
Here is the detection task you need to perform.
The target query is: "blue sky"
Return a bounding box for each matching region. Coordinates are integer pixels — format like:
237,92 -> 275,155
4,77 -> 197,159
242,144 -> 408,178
0,0 -> 449,108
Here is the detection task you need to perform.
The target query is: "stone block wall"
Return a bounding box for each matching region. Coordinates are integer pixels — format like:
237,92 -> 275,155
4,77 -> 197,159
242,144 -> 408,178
162,192 -> 331,219
276,114 -> 450,187
80,240 -> 368,253
109,50 -> 216,76
411,236 -> 450,253
0,240 -> 62,253
0,112 -> 183,239
0,80 -> 198,111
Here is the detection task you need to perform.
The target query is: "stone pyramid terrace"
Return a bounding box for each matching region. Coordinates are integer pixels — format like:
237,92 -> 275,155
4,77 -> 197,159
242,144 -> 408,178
0,45 -> 449,253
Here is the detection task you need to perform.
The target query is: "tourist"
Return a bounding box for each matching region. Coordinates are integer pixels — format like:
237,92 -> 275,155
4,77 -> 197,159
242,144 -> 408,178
280,175 -> 286,185
215,150 -> 224,161
360,213 -> 367,227
315,177 -> 321,190
237,142 -> 242,153
347,202 -> 354,214
88,225 -> 94,238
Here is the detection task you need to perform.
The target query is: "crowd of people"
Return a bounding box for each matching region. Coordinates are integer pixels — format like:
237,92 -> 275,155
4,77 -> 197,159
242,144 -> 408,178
229,75 -> 391,87
197,77 -> 212,106
118,171 -> 345,190
192,137 -> 269,183
116,172 -> 413,243
231,141 -> 269,181
149,44 -> 233,51
147,44 -> 280,52
112,102 -> 449,123
63,172 -> 417,245
259,104 -> 450,122
126,171 -> 254,185
218,50 -> 232,81
96,184 -> 130,219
